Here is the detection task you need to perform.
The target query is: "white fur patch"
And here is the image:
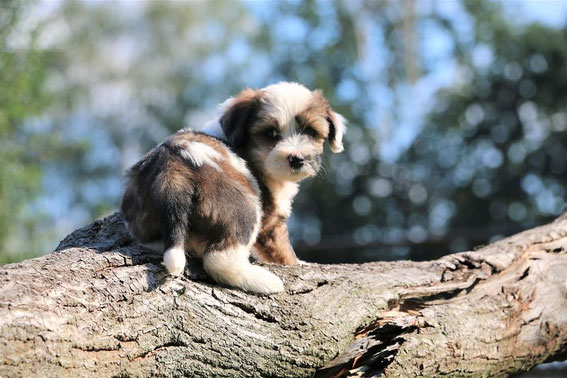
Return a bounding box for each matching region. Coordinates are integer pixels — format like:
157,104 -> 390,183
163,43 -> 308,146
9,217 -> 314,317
227,153 -> 261,195
227,152 -> 250,176
262,82 -> 313,130
329,111 -> 347,153
163,247 -> 186,276
265,180 -> 299,218
247,193 -> 263,248
178,141 -> 223,171
203,245 -> 284,294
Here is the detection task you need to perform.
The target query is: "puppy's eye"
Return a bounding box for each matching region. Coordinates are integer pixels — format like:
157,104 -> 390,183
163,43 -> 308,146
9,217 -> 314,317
303,126 -> 319,138
265,128 -> 280,140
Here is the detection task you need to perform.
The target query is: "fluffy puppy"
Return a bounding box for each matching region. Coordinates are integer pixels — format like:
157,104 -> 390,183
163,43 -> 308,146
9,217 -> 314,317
121,82 -> 346,294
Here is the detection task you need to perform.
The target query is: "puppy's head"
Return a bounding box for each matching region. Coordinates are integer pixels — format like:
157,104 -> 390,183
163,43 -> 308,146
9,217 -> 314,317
220,82 -> 347,182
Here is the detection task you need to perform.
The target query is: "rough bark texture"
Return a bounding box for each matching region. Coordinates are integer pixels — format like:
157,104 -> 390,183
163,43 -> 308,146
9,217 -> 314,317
1,212 -> 566,377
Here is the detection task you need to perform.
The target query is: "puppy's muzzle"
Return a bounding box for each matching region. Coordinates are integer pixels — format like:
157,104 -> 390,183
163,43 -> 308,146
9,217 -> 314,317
288,155 -> 305,170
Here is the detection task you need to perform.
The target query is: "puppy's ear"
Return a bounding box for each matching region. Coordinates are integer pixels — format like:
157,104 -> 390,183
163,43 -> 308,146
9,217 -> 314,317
326,110 -> 347,153
220,88 -> 261,149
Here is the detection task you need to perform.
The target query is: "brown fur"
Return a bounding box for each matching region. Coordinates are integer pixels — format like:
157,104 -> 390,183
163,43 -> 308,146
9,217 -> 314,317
122,131 -> 259,255
253,183 -> 298,264
295,89 -> 332,139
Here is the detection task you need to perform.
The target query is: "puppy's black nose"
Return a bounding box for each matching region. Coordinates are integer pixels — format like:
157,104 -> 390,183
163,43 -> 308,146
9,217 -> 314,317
288,155 -> 304,170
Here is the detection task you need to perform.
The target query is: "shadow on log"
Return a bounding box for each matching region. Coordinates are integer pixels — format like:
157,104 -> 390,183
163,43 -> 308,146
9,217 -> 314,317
1,212 -> 566,377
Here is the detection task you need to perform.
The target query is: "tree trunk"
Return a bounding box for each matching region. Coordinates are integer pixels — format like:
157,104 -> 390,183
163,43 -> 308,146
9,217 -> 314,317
1,212 -> 566,377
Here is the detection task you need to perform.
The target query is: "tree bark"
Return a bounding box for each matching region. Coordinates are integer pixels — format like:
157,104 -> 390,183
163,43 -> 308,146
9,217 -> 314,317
1,212 -> 566,377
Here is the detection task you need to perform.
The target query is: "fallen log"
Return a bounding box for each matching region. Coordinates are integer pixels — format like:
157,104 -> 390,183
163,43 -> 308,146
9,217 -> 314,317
1,212 -> 566,377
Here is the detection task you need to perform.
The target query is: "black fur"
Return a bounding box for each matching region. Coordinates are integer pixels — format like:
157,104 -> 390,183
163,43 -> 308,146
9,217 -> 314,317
219,88 -> 260,149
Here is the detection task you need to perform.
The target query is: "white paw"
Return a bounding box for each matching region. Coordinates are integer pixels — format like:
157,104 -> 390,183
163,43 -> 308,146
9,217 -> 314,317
163,248 -> 186,276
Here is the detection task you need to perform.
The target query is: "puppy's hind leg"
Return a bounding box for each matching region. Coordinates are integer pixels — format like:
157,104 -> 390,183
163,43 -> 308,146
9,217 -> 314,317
203,245 -> 284,294
160,208 -> 188,277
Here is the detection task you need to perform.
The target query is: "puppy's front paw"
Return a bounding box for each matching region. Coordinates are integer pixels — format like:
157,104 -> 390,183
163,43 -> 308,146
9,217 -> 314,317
163,247 -> 186,276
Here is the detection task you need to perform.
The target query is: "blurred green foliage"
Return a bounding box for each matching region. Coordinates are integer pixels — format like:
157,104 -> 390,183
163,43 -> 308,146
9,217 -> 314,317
0,1 -> 87,263
303,0 -> 567,262
0,0 -> 566,264
0,1 -> 48,263
400,2 -> 567,259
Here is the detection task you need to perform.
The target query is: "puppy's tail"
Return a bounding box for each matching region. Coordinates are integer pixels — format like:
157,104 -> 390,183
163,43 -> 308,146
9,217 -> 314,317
203,245 -> 284,294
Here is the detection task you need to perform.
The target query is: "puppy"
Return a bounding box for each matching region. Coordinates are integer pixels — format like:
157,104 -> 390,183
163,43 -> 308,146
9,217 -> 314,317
121,82 -> 346,294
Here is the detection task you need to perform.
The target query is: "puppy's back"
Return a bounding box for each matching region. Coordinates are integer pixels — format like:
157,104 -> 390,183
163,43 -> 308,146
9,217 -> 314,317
121,130 -> 261,253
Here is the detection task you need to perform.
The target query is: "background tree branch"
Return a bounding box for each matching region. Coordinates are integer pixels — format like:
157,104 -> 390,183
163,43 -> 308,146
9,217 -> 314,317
1,213 -> 566,377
